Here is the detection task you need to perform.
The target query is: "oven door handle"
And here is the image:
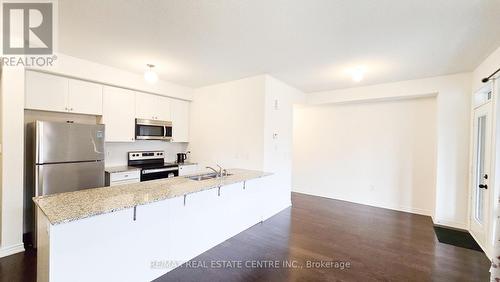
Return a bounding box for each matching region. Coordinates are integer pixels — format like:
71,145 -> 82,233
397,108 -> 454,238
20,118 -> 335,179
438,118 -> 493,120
142,167 -> 178,174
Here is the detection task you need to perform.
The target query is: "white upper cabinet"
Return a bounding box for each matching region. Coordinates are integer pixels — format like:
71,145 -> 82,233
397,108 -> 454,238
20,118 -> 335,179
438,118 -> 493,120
25,71 -> 103,115
67,79 -> 103,115
25,71 -> 68,112
102,86 -> 136,142
135,92 -> 171,121
156,96 -> 172,121
135,92 -> 157,120
171,99 -> 190,142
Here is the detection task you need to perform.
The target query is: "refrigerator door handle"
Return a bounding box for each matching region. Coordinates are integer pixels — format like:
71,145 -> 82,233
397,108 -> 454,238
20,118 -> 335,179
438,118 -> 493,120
35,165 -> 43,197
36,121 -> 43,164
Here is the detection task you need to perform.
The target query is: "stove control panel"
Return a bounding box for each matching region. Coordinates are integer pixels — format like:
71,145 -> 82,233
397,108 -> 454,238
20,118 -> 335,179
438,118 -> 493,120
128,151 -> 165,161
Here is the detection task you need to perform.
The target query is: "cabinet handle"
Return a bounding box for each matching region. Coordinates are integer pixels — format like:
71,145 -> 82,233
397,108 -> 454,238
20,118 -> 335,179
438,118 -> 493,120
65,107 -> 68,111
70,108 -> 74,111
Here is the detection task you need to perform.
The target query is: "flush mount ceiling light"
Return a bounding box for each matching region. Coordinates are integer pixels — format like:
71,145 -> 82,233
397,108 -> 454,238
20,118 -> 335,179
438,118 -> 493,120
144,64 -> 158,83
350,67 -> 365,82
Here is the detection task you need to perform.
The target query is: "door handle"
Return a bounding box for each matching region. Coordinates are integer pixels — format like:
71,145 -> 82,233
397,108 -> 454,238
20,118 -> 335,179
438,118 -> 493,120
479,184 -> 488,189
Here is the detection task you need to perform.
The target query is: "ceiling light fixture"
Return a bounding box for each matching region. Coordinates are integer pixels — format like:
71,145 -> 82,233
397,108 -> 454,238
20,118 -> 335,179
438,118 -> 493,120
351,67 -> 365,82
144,64 -> 158,83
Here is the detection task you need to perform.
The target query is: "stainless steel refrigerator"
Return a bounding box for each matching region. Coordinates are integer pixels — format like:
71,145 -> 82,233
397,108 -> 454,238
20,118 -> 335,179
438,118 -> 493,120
32,121 -> 105,196
26,121 -> 105,243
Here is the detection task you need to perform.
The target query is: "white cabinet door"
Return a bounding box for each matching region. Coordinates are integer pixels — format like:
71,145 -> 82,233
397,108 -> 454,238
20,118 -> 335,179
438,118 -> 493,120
156,96 -> 171,121
171,99 -> 190,142
102,86 -> 136,142
178,164 -> 198,176
135,92 -> 158,120
67,79 -> 103,115
25,71 -> 68,112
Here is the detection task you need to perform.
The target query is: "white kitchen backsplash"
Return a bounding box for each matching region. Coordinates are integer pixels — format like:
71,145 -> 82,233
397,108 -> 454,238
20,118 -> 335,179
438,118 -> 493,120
105,141 -> 188,167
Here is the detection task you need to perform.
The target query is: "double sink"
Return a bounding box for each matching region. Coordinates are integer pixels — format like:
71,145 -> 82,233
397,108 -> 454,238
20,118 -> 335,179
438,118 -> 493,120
186,172 -> 232,181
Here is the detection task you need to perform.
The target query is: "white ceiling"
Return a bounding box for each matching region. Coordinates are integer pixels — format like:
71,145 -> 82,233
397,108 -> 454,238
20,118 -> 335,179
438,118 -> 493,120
58,0 -> 500,92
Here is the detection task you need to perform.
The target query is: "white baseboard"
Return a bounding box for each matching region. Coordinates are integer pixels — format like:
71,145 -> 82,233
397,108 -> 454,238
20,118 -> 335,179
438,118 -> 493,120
293,191 -> 433,217
432,218 -> 467,230
0,243 -> 25,258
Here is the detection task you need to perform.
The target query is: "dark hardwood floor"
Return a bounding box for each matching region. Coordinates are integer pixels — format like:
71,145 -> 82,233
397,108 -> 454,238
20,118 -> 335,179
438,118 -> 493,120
0,193 -> 490,282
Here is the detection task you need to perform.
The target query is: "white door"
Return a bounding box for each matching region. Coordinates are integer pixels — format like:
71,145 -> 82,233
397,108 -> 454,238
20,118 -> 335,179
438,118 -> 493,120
67,79 -> 103,115
135,92 -> 158,120
102,86 -> 136,142
25,71 -> 68,112
171,99 -> 190,142
155,96 -> 172,121
470,101 -> 493,248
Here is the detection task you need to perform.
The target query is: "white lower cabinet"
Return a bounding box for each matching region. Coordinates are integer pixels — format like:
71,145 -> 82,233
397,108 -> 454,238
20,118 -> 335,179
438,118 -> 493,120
38,178 -> 285,282
178,164 -> 198,176
105,170 -> 140,186
101,86 -> 136,142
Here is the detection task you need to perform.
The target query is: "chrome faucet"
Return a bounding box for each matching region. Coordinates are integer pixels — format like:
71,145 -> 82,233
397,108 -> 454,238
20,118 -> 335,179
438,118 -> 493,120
206,166 -> 219,176
206,164 -> 226,177
216,164 -> 223,176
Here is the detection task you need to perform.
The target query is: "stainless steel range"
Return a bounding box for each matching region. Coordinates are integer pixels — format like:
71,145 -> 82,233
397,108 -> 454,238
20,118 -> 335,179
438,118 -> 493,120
128,151 -> 179,182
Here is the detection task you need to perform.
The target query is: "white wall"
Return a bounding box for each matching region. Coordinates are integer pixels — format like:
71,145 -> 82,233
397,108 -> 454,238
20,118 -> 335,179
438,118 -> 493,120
264,76 -> 306,208
188,75 -> 305,213
299,73 -> 472,228
472,46 -> 500,92
293,97 -> 437,215
0,68 -> 26,257
189,76 -> 266,170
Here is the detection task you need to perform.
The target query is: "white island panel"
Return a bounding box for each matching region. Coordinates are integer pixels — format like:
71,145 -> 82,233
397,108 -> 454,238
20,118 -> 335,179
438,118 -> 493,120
37,176 -> 290,282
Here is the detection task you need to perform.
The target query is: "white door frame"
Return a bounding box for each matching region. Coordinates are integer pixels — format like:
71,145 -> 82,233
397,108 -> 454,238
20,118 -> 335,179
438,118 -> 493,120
468,82 -> 495,258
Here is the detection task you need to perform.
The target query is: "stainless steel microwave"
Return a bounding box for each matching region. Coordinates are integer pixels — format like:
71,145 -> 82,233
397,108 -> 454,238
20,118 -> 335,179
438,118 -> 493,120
135,118 -> 172,141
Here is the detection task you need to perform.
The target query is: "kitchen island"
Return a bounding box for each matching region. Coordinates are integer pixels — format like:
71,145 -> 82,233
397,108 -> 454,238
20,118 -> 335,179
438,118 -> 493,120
33,169 -> 286,282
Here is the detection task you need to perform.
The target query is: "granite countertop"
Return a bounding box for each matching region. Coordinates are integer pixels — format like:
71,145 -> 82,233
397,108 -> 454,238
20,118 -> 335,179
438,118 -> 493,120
33,169 -> 271,225
104,166 -> 141,173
